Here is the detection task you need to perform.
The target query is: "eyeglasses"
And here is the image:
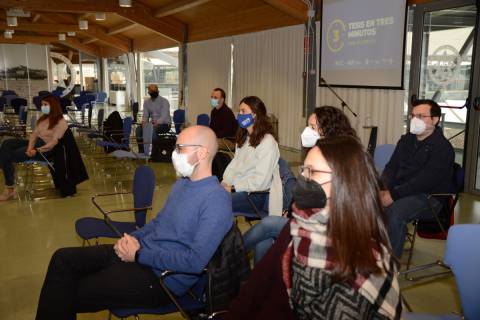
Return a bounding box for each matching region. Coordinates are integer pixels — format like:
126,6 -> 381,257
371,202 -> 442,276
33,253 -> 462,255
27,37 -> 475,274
174,144 -> 203,153
299,165 -> 332,181
409,113 -> 433,120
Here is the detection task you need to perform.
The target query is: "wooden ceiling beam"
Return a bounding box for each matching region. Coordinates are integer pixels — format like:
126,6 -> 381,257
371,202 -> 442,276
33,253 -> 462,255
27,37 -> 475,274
61,38 -> 100,57
154,0 -> 213,18
39,13 -> 131,52
0,0 -> 186,43
107,21 -> 136,35
0,35 -> 57,45
262,0 -> 308,22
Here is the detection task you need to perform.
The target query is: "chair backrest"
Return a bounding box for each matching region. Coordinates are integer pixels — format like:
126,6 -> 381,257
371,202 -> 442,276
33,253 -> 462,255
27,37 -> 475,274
278,158 -> 296,212
443,224 -> 480,319
96,91 -> 107,103
132,165 -> 155,227
38,90 -> 50,97
373,144 -> 396,173
2,90 -> 16,96
11,97 -> 27,114
4,94 -> 17,105
85,94 -> 96,105
173,109 -> 185,134
123,117 -> 133,146
32,96 -> 42,110
73,95 -> 86,111
197,113 -> 210,126
142,122 -> 154,156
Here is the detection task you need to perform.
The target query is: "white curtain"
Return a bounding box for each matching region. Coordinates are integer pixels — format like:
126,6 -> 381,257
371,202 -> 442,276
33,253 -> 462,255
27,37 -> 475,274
186,37 -> 232,124
233,25 -> 305,149
317,87 -> 405,146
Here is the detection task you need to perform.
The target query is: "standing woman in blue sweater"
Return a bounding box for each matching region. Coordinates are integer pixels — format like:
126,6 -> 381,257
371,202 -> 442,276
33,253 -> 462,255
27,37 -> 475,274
222,96 -> 283,217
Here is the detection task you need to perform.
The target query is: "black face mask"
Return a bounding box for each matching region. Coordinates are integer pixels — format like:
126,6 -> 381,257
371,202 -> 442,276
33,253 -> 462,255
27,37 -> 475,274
292,175 -> 329,210
149,91 -> 159,99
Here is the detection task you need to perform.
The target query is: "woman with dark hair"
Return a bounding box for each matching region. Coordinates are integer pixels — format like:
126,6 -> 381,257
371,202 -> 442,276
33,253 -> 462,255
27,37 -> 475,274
0,95 -> 67,201
244,106 -> 358,263
222,96 -> 283,216
226,136 -> 401,319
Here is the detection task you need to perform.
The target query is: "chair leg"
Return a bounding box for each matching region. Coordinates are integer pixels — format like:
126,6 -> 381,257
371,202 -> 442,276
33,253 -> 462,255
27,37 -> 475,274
405,220 -> 418,273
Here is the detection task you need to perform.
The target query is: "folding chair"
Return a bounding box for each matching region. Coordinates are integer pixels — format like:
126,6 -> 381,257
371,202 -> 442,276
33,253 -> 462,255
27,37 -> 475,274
404,163 -> 464,273
75,165 -> 155,246
173,109 -> 185,134
402,224 -> 480,319
373,143 -> 396,173
110,225 -> 249,320
111,122 -> 153,163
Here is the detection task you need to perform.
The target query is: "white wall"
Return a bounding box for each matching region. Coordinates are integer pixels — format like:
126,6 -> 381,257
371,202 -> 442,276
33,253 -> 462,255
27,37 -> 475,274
186,37 -> 232,124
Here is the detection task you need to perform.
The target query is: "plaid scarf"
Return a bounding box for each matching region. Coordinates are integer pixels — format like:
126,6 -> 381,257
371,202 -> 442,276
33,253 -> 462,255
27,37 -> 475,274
282,203 -> 402,319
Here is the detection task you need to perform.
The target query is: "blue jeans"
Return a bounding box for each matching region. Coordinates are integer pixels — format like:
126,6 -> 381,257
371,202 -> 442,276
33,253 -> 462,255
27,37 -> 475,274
0,138 -> 48,186
231,192 -> 269,217
136,123 -> 170,153
243,215 -> 288,263
385,194 -> 442,258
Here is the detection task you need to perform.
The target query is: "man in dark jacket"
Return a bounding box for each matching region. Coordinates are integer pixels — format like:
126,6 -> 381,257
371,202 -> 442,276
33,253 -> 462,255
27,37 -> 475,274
209,88 -> 237,151
381,99 -> 454,258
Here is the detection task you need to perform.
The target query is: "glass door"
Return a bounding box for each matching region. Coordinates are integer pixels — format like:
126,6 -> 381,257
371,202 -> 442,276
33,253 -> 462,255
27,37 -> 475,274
407,0 -> 479,192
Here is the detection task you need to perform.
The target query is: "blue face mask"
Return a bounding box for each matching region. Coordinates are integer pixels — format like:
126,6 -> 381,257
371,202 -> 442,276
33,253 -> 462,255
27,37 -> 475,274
237,113 -> 254,129
210,98 -> 219,108
41,105 -> 50,115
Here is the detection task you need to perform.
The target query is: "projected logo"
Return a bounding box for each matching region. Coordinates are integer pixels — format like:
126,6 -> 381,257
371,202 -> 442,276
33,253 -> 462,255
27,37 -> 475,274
428,45 -> 463,86
327,19 -> 346,53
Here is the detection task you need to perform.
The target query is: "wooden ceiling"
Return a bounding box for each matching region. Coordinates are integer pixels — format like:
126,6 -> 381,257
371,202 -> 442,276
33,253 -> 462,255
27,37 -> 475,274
0,0 -> 433,59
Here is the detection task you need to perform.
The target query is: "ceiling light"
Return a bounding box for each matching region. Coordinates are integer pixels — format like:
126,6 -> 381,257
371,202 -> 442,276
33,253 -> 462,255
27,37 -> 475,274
119,0 -> 132,7
67,31 -> 76,36
79,20 -> 88,30
6,8 -> 31,18
58,33 -> 66,41
4,31 -> 13,39
7,16 -> 18,27
95,12 -> 106,20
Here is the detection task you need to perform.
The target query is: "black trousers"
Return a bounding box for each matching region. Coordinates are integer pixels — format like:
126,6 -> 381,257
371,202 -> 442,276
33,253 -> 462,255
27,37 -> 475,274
36,245 -> 170,320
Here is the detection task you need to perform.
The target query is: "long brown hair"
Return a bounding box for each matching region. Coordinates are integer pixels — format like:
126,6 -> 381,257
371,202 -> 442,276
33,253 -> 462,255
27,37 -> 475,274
314,106 -> 358,139
38,95 -> 64,129
316,136 -> 390,279
235,96 -> 277,148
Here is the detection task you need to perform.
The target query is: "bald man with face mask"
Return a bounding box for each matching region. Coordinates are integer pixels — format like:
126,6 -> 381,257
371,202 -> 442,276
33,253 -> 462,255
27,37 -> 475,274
36,126 -> 233,319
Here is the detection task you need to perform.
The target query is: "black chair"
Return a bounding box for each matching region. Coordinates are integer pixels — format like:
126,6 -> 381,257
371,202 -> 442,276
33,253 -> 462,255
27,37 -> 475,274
110,224 -> 250,320
11,98 -> 28,114
404,163 -> 465,273
1,90 -> 16,96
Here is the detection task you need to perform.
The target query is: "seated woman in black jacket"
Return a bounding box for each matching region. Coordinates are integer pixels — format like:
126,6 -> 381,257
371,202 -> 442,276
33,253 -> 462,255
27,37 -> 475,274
0,95 -> 67,201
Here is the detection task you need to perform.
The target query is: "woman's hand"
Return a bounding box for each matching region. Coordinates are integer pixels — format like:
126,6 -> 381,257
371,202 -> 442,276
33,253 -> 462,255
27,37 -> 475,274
221,181 -> 232,193
25,148 -> 36,157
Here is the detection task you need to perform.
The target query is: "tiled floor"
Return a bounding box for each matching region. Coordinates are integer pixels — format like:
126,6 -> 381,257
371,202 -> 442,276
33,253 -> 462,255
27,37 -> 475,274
0,134 -> 479,319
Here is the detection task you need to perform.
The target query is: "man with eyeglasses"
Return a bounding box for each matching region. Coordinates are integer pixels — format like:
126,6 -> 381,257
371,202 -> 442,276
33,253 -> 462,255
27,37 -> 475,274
36,126 -> 233,319
380,99 -> 454,259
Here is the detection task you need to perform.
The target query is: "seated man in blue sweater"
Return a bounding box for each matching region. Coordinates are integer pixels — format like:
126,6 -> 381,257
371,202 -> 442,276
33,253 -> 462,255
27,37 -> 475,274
36,126 -> 233,320
380,99 -> 454,259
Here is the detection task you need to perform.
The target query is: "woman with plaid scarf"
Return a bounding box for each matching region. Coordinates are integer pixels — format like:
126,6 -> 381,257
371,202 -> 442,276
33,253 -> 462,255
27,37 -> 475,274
226,136 -> 402,319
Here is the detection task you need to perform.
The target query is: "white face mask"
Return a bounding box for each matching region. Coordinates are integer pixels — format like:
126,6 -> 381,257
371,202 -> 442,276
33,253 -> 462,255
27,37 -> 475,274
171,150 -> 198,177
301,126 -> 321,148
409,117 -> 427,135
